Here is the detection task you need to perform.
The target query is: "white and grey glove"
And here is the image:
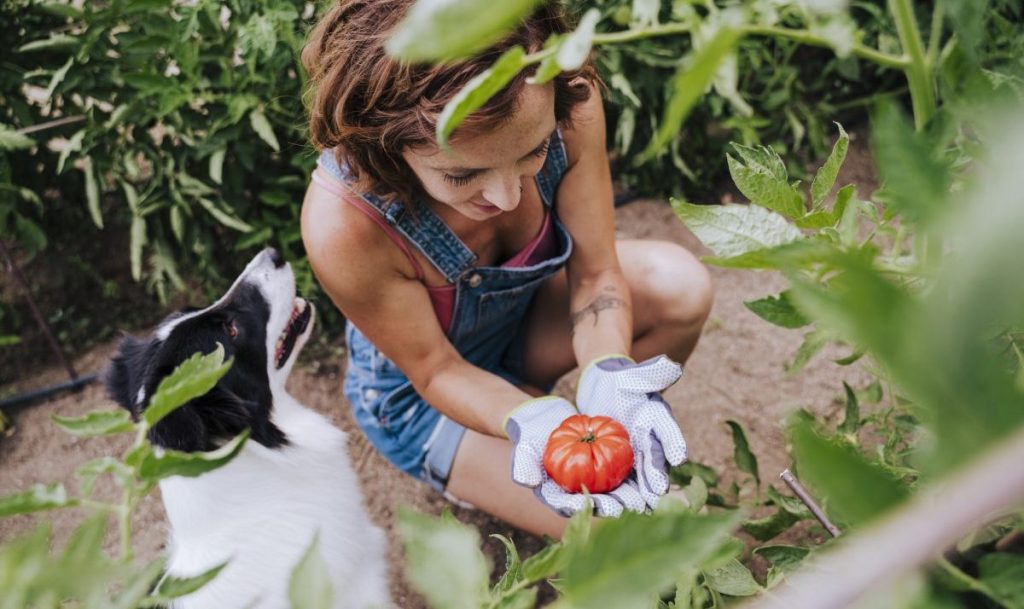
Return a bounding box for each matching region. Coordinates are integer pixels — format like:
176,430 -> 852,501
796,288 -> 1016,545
576,355 -> 687,509
504,396 -> 646,518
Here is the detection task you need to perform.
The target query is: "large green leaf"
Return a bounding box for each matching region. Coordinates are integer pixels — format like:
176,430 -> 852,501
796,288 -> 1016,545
435,47 -> 527,148
639,24 -> 742,162
249,108 -> 280,152
789,419 -> 907,525
289,535 -> 333,609
52,409 -> 134,437
386,0 -> 541,62
0,483 -> 74,517
753,545 -> 809,589
137,430 -> 249,482
671,200 -> 803,260
153,562 -> 227,600
143,345 -> 232,428
490,534 -> 522,594
560,510 -> 743,609
397,508 -> 490,609
727,143 -> 805,218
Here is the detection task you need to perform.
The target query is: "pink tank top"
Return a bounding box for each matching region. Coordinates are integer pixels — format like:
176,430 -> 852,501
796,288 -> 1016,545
312,168 -> 559,333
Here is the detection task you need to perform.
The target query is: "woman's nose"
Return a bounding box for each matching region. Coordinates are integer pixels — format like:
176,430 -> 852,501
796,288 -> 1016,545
482,175 -> 522,211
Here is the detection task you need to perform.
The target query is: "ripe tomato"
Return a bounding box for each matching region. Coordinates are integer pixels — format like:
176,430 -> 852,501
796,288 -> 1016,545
543,414 -> 634,494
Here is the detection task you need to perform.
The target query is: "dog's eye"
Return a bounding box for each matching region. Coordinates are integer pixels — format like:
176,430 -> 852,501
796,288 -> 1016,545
225,320 -> 238,338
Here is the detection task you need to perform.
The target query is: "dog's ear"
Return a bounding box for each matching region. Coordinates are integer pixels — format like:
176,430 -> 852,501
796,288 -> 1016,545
105,334 -> 155,417
197,386 -> 289,449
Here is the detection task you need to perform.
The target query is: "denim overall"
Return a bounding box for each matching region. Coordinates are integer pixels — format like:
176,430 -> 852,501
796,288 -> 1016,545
317,130 -> 573,491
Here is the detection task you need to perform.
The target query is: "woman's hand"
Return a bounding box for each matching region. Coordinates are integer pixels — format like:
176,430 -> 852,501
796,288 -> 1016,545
504,396 -> 646,517
576,355 -> 687,509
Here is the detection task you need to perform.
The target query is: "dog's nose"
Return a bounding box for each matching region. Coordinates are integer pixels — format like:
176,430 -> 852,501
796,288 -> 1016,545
266,248 -> 286,268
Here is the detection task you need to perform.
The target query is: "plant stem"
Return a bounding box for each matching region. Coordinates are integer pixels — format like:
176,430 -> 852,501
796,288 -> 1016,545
742,26 -> 908,69
889,0 -> 936,129
926,4 -> 945,69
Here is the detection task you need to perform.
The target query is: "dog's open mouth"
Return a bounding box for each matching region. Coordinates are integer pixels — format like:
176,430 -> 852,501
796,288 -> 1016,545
275,298 -> 312,369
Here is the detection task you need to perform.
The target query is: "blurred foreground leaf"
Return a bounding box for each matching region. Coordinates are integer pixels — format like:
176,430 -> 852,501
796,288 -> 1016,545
387,0 -> 540,62
398,508 -> 490,609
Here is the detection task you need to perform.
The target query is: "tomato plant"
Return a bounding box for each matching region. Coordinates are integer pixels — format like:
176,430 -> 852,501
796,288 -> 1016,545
543,414 -> 634,494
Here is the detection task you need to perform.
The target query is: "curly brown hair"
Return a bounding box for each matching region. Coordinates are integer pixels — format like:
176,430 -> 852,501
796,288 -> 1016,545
302,0 -> 596,205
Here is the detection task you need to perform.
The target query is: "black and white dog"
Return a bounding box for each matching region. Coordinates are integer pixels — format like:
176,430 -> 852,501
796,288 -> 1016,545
106,248 -> 390,609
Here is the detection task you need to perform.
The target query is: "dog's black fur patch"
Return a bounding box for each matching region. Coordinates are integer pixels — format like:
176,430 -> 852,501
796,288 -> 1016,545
106,283 -> 288,452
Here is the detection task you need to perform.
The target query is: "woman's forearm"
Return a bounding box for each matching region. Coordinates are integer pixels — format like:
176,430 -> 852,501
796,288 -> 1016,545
414,359 -> 535,438
569,269 -> 633,366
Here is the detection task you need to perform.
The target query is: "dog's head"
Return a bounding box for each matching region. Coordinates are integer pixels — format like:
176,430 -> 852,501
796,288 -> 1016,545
106,248 -> 316,452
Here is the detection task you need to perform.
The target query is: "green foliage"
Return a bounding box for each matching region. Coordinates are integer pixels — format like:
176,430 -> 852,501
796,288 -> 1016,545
289,535 -> 334,609
0,347 -> 255,606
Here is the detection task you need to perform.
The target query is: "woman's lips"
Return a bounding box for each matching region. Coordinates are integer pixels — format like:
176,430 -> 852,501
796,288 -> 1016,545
472,201 -> 500,213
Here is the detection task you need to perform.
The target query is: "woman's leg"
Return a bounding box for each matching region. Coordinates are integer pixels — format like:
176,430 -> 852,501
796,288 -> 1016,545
520,239 -> 714,388
445,429 -> 569,539
444,240 -> 711,538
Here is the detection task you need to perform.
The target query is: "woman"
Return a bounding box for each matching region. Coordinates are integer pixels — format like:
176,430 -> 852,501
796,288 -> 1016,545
300,0 -> 712,538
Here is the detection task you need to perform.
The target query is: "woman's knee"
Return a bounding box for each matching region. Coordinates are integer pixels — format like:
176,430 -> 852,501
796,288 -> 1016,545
627,241 -> 714,330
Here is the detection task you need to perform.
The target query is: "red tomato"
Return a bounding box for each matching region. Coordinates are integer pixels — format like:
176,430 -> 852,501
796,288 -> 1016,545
543,414 -> 634,494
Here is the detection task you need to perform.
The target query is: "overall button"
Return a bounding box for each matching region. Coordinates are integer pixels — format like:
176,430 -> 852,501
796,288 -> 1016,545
467,273 -> 483,288
364,388 -> 379,400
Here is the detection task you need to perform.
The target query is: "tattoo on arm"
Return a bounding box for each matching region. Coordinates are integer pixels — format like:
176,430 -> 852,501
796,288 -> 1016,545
570,286 -> 628,333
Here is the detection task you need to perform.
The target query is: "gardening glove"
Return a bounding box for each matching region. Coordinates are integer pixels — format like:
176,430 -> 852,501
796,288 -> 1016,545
576,354 -> 687,509
504,397 -> 646,518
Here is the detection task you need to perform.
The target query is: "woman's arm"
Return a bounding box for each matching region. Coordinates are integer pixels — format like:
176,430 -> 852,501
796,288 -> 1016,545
556,85 -> 633,366
301,179 -> 531,438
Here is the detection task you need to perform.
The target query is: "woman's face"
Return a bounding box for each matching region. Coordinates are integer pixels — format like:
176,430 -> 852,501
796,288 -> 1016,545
402,83 -> 557,221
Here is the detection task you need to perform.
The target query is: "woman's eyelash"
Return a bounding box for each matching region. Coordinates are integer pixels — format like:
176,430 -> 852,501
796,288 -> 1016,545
442,142 -> 549,186
444,173 -> 476,186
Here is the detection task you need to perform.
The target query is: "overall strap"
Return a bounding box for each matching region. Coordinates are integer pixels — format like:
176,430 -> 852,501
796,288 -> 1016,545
316,149 -> 475,283
534,128 -> 569,209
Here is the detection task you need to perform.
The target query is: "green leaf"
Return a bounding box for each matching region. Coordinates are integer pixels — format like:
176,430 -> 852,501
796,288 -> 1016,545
837,382 -> 861,434
289,535 -> 333,609
766,486 -> 812,518
43,57 -> 73,101
744,291 -> 810,329
671,200 -> 804,260
670,461 -> 720,488
705,559 -> 760,597
153,562 -> 227,600
196,197 -> 254,232
490,535 -> 522,594
249,109 -> 280,152
386,0 -> 540,62
786,330 -> 829,375
83,158 -> 103,229
144,345 -> 232,428
555,9 -> 600,71
754,545 -> 809,589
683,475 -> 708,512
76,457 -> 133,497
0,125 -> 34,151
130,215 -> 146,281
870,101 -> 950,225
789,419 -> 907,525
520,541 -> 566,583
397,508 -> 490,609
796,184 -> 854,229
639,25 -> 742,162
52,410 -> 133,437
811,123 -> 850,207
560,510 -> 743,609
726,420 -> 759,486
527,35 -> 565,86
436,46 -> 526,148
727,144 -> 805,218
18,34 -> 78,53
978,553 -> 1024,608
0,483 -> 73,517
138,430 -> 249,482
209,149 -> 226,185
741,507 -> 798,541
493,587 -> 537,609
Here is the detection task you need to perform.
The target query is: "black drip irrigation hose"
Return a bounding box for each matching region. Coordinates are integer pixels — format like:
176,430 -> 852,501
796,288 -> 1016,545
0,373 -> 100,416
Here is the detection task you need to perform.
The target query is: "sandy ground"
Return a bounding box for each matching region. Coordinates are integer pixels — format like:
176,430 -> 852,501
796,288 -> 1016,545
0,134 -> 877,607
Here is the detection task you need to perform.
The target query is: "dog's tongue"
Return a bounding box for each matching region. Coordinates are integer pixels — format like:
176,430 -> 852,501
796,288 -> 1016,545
275,298 -> 310,368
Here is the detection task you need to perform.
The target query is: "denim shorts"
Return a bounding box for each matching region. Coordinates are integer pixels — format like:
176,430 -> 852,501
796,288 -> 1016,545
343,322 -> 535,491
